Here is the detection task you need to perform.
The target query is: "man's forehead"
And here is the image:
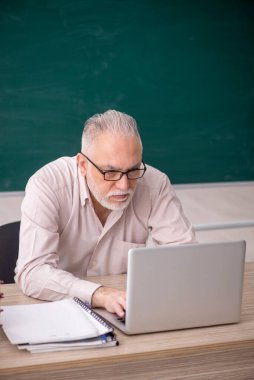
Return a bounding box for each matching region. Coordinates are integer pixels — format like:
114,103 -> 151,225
103,159 -> 142,171
89,133 -> 142,169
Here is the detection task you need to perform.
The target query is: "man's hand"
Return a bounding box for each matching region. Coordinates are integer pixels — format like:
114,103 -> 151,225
91,286 -> 126,317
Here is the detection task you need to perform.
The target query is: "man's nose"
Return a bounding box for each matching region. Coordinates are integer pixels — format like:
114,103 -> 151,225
116,174 -> 130,190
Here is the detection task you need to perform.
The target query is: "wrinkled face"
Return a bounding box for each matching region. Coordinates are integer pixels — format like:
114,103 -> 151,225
78,132 -> 143,211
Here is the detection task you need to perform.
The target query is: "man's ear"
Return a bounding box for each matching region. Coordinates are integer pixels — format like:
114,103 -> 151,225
76,153 -> 87,177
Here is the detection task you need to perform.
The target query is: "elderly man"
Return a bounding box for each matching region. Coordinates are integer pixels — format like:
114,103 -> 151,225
15,110 -> 196,317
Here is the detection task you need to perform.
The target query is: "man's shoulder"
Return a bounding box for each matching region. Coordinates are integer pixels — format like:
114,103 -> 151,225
28,156 -> 78,192
139,164 -> 169,189
138,165 -> 171,195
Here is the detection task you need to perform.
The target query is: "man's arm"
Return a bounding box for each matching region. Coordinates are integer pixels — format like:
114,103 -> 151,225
15,173 -> 101,303
17,212 -> 126,316
15,173 -> 126,316
148,174 -> 196,245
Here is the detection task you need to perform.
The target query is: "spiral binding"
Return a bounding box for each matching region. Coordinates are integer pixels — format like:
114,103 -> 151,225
73,297 -> 112,330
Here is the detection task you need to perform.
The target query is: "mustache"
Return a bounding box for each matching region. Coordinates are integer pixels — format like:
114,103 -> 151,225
105,189 -> 134,198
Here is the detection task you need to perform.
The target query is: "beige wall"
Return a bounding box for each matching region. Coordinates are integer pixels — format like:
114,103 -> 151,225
1,182 -> 253,261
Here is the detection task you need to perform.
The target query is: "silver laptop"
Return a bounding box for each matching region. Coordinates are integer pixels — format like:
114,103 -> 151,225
96,240 -> 246,335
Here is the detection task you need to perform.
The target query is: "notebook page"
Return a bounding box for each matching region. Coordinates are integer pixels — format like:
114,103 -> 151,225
1,298 -> 102,344
73,298 -> 113,336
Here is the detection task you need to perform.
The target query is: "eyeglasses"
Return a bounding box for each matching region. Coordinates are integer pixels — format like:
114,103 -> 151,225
80,153 -> 147,181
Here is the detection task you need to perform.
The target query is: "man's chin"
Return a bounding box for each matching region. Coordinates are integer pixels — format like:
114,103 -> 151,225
101,198 -> 131,211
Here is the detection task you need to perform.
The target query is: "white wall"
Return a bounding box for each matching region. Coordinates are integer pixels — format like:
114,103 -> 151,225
1,182 -> 254,261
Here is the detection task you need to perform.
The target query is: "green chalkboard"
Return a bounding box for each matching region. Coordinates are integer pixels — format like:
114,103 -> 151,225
0,0 -> 253,191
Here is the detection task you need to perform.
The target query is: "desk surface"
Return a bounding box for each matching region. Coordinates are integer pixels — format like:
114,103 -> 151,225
1,262 -> 254,380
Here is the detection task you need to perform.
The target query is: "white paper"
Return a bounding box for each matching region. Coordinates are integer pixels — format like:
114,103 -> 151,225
1,298 -> 111,345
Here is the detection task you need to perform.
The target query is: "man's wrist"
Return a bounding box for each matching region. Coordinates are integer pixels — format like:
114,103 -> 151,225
91,285 -> 105,308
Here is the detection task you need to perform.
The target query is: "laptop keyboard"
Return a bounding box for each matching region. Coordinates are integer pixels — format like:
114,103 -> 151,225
117,315 -> 126,324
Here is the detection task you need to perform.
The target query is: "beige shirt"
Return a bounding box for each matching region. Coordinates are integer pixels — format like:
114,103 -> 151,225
15,156 -> 196,303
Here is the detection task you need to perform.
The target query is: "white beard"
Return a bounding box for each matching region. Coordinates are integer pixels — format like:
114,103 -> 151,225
86,173 -> 134,211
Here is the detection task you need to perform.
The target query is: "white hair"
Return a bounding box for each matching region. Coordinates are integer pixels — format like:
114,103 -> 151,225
81,110 -> 142,153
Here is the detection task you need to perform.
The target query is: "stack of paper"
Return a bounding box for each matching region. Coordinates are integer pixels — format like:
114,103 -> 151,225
1,297 -> 118,353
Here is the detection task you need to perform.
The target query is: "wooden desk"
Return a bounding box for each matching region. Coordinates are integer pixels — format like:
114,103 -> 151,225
1,263 -> 254,380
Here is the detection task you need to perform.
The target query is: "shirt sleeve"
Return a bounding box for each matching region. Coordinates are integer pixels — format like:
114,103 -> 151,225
15,175 -> 101,304
148,174 -> 197,245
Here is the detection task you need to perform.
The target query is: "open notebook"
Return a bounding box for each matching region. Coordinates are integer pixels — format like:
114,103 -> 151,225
1,297 -> 118,352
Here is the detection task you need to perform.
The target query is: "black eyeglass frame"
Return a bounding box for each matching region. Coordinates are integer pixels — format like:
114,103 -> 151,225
80,152 -> 147,181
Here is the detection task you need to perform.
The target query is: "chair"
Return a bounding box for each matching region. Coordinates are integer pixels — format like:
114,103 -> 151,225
0,221 -> 20,284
